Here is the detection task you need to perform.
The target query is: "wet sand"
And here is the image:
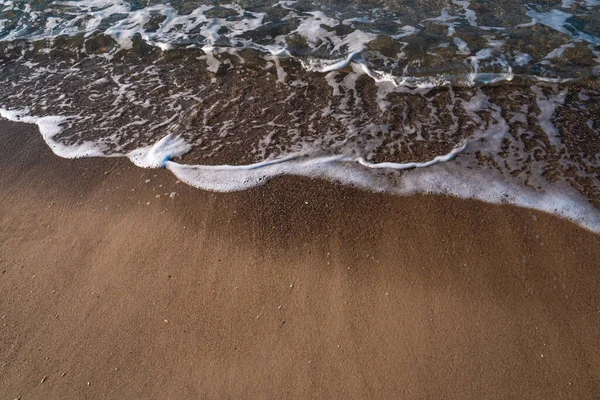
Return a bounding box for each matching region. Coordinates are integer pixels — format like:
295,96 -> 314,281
0,119 -> 599,399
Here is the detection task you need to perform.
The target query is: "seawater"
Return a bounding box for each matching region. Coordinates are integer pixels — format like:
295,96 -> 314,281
0,0 -> 599,231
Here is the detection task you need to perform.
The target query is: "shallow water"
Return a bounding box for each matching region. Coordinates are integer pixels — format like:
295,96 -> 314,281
0,0 -> 599,231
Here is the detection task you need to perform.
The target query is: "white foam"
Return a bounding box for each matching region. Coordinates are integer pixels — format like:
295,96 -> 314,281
291,12 -> 377,54
163,146 -> 600,233
545,42 -> 575,59
526,9 -> 600,44
201,45 -> 222,73
355,143 -> 467,169
301,51 -> 360,73
530,85 -> 567,147
0,108 -> 104,158
390,24 -> 419,39
514,52 -> 532,66
454,37 -> 471,55
561,0 -> 600,7
128,134 -> 192,168
0,108 -> 192,166
163,145 -> 467,193
467,49 -> 514,86
399,162 -> 600,232
425,9 -> 458,36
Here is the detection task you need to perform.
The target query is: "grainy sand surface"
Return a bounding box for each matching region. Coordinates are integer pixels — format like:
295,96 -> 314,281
1,120 -> 599,399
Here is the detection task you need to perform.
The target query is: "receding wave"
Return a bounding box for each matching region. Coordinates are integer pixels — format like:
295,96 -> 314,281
0,0 -> 599,232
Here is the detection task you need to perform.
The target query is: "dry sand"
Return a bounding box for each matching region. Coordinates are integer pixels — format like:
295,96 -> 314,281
0,120 -> 599,399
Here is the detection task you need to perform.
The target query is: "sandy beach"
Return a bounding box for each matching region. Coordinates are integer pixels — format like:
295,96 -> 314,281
1,119 -> 599,399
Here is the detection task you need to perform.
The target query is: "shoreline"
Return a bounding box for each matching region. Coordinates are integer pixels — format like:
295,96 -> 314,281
1,119 -> 600,399
3,109 -> 599,234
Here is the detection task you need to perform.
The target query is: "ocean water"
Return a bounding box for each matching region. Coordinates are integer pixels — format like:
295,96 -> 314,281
0,0 -> 599,231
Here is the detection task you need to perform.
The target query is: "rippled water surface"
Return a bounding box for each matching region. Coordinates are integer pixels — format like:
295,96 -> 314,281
0,0 -> 599,230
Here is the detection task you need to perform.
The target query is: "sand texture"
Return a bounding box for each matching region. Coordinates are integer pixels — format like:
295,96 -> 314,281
1,120 -> 599,399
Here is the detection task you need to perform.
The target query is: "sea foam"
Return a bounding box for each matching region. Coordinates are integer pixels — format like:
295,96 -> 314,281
2,106 -> 600,234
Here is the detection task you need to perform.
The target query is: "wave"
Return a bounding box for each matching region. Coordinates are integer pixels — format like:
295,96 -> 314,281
0,0 -> 599,233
